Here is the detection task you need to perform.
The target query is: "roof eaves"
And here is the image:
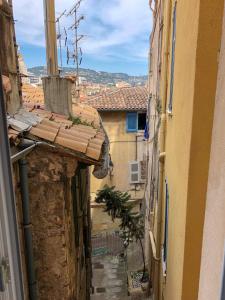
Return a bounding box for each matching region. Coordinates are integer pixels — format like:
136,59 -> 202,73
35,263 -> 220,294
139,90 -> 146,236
96,108 -> 147,112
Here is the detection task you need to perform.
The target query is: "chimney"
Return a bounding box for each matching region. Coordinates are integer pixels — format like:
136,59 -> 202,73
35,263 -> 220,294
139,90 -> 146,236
42,0 -> 73,116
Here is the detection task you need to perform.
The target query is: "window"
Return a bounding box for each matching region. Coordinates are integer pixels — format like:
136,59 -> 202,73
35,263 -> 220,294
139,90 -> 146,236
129,161 -> 146,184
168,2 -> 177,112
126,112 -> 146,132
126,112 -> 137,132
138,113 -> 146,130
162,182 -> 169,276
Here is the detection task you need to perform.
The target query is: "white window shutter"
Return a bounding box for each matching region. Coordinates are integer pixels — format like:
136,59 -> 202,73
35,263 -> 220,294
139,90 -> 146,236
129,161 -> 140,184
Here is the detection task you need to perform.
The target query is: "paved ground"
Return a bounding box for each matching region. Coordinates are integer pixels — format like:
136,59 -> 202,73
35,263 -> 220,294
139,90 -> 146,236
91,232 -> 151,300
91,255 -> 130,300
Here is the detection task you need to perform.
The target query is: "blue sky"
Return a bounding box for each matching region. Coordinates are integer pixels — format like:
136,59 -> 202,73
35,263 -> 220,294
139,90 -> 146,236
13,0 -> 152,75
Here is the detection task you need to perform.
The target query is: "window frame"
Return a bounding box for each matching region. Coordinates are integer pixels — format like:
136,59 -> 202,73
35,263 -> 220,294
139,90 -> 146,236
126,111 -> 147,133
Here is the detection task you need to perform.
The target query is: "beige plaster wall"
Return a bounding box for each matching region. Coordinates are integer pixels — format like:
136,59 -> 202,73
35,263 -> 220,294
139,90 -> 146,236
91,111 -> 146,200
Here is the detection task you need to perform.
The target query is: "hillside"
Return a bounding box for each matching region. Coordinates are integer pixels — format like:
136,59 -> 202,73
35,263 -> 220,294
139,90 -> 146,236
28,66 -> 147,86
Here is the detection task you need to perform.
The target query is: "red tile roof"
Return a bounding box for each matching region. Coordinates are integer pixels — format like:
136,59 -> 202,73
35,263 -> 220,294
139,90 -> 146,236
84,87 -> 148,111
8,106 -> 106,162
22,84 -> 100,128
22,84 -> 44,106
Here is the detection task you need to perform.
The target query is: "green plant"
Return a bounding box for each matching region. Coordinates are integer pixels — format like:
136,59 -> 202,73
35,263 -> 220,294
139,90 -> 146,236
95,185 -> 146,281
68,114 -> 95,128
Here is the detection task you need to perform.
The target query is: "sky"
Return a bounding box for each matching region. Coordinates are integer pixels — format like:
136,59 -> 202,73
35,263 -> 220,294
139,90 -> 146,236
13,0 -> 152,75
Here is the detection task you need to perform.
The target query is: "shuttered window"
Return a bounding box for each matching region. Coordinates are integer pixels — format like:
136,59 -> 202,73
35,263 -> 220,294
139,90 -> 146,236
126,112 -> 137,132
168,2 -> 177,112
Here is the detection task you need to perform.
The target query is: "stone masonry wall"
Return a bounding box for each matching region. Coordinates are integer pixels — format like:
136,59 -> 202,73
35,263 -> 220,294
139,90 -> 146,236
26,147 -> 78,300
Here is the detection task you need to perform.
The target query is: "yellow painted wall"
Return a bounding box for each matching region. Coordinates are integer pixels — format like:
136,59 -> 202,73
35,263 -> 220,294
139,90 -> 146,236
91,111 -> 145,200
162,0 -> 224,299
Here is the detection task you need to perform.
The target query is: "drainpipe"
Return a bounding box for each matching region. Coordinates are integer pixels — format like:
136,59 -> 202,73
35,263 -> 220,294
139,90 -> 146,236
155,1 -> 171,299
18,159 -> 37,300
155,116 -> 166,300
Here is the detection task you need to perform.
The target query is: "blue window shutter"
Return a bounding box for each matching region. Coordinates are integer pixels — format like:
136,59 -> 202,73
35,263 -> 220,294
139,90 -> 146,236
168,2 -> 177,112
126,112 -> 137,132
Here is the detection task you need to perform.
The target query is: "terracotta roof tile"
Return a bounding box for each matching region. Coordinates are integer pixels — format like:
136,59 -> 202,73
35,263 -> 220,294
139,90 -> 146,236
8,128 -> 20,141
22,84 -> 44,106
9,107 -> 106,162
72,103 -> 100,127
57,128 -> 89,145
22,84 -> 101,128
84,86 -> 148,111
86,147 -> 101,161
55,136 -> 87,153
30,124 -> 58,142
13,85 -> 107,162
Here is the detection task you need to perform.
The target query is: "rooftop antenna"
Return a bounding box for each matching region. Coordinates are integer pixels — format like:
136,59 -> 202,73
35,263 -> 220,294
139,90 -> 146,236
56,9 -> 67,70
66,0 -> 85,92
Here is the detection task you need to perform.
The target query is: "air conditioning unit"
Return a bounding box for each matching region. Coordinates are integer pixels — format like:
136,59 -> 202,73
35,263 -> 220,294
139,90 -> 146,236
129,161 -> 147,184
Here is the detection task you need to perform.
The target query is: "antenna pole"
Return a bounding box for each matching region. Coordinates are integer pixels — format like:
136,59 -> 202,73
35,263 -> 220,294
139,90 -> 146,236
75,7 -> 79,87
43,0 -> 59,76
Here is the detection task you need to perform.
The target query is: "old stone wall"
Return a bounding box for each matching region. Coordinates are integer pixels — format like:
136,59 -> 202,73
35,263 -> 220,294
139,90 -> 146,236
13,146 -> 92,300
0,0 -> 21,113
26,147 -> 78,299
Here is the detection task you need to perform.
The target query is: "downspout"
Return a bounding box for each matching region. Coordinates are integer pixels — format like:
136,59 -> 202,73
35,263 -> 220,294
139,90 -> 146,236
18,159 -> 37,300
14,140 -> 53,298
155,0 -> 171,299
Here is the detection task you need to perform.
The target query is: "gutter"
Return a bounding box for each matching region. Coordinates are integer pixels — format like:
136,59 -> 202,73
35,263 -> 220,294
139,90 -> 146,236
11,140 -> 54,163
18,159 -> 37,300
11,144 -> 37,164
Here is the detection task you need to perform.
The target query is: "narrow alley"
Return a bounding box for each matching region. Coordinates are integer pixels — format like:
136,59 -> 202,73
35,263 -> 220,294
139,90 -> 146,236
91,255 -> 129,300
0,0 -> 225,300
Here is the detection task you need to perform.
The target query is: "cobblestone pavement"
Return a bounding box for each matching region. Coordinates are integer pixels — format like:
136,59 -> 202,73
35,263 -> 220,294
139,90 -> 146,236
91,255 -> 130,300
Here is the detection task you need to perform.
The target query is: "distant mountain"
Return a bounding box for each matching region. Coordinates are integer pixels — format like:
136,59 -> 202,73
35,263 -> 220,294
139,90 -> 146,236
28,66 -> 147,86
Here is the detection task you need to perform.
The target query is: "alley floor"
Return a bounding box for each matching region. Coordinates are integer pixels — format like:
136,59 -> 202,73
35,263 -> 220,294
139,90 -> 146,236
91,232 -> 151,300
91,255 -> 130,300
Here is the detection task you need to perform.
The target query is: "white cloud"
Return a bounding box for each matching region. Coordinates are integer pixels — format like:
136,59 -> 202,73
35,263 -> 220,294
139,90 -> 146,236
13,0 -> 152,61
